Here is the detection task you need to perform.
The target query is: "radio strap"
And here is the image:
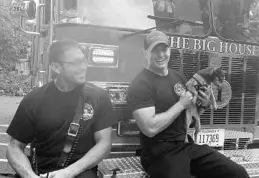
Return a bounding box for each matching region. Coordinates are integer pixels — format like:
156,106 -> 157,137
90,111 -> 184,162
57,94 -> 84,168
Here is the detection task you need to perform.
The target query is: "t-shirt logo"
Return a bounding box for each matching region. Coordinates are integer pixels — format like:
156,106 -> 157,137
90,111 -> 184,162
174,83 -> 186,96
82,103 -> 94,121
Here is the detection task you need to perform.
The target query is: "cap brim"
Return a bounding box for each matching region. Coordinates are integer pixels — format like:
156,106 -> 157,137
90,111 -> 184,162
146,41 -> 169,53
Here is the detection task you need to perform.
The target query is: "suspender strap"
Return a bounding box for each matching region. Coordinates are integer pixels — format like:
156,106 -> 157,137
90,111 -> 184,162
57,95 -> 84,168
193,73 -> 207,86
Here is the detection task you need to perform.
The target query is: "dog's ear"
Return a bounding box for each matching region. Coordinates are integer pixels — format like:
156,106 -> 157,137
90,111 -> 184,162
218,66 -> 227,74
213,67 -> 225,81
212,67 -> 219,75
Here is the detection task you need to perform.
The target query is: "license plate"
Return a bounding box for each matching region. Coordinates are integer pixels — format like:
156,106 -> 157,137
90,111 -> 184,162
195,129 -> 225,147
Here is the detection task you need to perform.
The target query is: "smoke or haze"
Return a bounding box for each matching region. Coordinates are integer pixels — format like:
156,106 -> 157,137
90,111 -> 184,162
77,0 -> 156,29
172,0 -> 203,22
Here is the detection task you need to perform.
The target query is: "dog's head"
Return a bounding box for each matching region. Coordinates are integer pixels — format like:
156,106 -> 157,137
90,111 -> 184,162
212,67 -> 225,87
198,67 -> 226,86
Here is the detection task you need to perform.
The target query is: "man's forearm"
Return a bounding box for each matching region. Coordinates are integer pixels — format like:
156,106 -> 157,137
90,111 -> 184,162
6,146 -> 37,178
149,102 -> 185,136
65,141 -> 111,177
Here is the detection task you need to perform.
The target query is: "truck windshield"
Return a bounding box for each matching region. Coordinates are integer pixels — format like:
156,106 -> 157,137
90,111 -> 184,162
212,0 -> 259,44
57,0 -> 156,30
151,0 -> 211,37
58,0 -> 211,37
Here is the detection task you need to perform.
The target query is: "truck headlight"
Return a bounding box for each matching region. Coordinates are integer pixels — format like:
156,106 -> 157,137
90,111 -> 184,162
88,45 -> 118,68
109,89 -> 127,104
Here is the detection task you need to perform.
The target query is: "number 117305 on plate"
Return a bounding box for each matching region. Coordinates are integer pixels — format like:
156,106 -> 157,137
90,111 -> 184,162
195,129 -> 225,147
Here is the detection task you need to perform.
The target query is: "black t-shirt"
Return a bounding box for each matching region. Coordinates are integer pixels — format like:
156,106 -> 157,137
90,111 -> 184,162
7,81 -> 116,173
127,69 -> 187,147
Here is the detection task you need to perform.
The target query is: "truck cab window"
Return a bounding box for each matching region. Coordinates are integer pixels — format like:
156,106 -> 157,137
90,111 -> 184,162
152,0 -> 211,37
212,0 -> 259,44
63,0 -> 78,18
63,0 -> 77,10
58,0 -> 156,30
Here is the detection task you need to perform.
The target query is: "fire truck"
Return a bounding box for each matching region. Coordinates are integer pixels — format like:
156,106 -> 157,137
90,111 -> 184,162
10,0 -> 259,177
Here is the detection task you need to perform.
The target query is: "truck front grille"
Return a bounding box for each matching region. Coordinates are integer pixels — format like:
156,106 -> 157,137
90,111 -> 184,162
168,49 -> 258,127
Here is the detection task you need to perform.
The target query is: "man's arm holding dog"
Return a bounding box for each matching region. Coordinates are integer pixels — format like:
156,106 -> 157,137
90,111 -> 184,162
133,92 -> 193,138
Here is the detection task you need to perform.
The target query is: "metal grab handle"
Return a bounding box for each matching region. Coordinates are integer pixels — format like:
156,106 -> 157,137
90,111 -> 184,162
20,3 -> 45,36
20,16 -> 40,35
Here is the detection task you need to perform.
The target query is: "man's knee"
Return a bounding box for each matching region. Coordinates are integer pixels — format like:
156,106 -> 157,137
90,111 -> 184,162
235,164 -> 249,178
227,162 -> 249,178
76,169 -> 97,178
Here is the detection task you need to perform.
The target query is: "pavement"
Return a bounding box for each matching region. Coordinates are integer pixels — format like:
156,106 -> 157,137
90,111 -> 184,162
0,96 -> 23,177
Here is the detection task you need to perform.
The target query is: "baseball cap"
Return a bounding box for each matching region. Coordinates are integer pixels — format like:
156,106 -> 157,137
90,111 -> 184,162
144,30 -> 169,52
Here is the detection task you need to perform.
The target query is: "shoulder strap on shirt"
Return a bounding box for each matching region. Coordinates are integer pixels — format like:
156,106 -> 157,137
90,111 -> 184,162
57,84 -> 96,168
57,93 -> 84,168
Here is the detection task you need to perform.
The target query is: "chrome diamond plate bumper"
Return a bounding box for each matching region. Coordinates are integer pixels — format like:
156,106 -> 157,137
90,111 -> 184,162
98,157 -> 149,178
99,149 -> 259,178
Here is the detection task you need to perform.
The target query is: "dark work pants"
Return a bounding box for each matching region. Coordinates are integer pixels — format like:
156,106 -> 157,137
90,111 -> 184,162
13,168 -> 97,178
76,169 -> 97,178
141,140 -> 250,178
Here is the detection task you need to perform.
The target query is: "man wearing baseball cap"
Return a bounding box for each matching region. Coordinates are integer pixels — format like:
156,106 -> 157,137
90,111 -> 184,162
126,30 -> 249,178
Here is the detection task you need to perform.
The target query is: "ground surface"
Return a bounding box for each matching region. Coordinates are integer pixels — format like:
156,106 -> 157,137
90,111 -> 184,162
0,96 -> 23,177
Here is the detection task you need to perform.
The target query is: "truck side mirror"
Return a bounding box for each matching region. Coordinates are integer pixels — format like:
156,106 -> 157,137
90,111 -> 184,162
27,0 -> 36,19
11,0 -> 36,19
10,0 -> 41,36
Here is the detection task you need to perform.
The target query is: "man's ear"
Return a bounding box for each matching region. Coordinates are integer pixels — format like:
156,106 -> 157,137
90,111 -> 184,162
143,49 -> 151,60
50,62 -> 61,74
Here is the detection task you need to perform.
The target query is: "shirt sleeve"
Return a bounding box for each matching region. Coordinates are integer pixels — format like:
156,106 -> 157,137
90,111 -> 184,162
126,79 -> 154,112
93,90 -> 117,132
6,96 -> 35,144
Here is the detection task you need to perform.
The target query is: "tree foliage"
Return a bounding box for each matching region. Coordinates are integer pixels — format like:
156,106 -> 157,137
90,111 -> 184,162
0,1 -> 30,71
0,0 -> 31,95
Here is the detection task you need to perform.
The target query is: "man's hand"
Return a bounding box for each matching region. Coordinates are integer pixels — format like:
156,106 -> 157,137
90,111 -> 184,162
40,168 -> 72,178
179,91 -> 193,109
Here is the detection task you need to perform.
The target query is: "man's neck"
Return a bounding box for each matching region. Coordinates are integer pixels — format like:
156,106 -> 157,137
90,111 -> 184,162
54,77 -> 77,92
146,66 -> 168,76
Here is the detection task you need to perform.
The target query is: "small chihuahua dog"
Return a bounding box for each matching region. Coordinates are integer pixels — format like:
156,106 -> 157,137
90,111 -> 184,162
185,67 -> 225,142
